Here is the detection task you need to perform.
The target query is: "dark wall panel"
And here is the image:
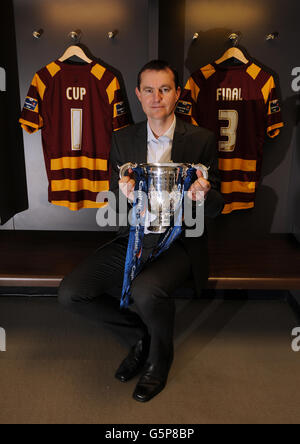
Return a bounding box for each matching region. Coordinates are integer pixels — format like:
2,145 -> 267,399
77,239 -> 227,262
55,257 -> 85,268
289,108 -> 300,236
0,0 -> 28,226
159,0 -> 186,87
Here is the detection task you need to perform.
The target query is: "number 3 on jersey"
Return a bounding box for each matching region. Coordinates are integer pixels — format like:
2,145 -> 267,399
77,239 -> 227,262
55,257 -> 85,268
218,109 -> 238,152
71,108 -> 82,151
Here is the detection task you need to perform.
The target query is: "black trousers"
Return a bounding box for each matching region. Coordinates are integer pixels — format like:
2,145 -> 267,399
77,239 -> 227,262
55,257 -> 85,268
58,234 -> 192,370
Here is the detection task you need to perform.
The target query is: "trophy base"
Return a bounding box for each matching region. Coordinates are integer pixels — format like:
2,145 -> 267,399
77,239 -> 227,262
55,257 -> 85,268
146,225 -> 166,234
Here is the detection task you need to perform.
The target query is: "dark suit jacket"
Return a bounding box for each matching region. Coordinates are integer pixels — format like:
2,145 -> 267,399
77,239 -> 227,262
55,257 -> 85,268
109,118 -> 224,296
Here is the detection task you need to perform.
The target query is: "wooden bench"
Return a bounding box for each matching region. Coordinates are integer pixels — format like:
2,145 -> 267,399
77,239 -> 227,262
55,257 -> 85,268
0,231 -> 300,291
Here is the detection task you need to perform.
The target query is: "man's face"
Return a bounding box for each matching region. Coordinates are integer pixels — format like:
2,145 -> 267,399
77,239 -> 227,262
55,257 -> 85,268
135,68 -> 181,121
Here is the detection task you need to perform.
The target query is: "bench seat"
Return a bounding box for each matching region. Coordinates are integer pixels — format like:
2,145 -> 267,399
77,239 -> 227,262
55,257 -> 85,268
0,231 -> 299,290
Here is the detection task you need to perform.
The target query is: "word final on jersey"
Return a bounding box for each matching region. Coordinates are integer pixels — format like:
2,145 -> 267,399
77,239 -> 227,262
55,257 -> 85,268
216,88 -> 243,101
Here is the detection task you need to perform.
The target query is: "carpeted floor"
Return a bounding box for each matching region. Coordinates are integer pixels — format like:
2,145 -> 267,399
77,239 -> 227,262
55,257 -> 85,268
0,295 -> 299,424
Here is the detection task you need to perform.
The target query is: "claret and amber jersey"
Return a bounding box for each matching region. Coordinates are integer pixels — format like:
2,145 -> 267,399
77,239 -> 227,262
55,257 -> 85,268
176,61 -> 284,215
20,60 -> 131,211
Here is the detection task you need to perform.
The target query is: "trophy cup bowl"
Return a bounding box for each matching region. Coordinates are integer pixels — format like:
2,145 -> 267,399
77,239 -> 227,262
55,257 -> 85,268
119,162 -> 209,233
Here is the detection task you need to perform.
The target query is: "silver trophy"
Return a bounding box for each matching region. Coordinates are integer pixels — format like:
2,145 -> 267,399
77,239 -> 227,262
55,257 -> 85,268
119,162 -> 209,233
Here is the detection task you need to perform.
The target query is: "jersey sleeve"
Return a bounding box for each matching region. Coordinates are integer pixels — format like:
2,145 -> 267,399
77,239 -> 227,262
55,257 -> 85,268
176,76 -> 201,126
19,73 -> 46,134
262,75 -> 284,138
106,76 -> 132,131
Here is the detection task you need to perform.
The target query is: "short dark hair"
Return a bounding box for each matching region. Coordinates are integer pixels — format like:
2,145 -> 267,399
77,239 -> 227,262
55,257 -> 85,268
137,60 -> 180,90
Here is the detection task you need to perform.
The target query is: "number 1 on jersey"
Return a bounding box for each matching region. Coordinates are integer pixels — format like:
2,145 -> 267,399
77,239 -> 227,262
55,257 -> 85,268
71,108 -> 82,151
218,109 -> 238,152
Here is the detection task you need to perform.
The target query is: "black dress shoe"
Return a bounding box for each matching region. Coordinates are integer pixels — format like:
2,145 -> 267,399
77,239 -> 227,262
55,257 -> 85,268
133,363 -> 170,403
115,337 -> 150,383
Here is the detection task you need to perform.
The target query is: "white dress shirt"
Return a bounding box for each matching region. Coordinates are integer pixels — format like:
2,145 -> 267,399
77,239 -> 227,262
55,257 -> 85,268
147,116 -> 176,163
145,117 -> 176,234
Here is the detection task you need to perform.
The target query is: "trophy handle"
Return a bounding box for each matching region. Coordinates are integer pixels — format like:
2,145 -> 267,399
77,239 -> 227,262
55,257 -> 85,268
191,163 -> 209,180
119,162 -> 137,179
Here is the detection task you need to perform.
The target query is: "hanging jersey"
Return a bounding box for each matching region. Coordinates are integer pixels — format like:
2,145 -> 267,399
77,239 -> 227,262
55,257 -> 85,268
176,61 -> 284,214
20,60 -> 131,211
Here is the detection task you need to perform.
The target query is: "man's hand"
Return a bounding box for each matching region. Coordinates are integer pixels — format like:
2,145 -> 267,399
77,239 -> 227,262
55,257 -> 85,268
119,168 -> 135,202
187,170 -> 211,202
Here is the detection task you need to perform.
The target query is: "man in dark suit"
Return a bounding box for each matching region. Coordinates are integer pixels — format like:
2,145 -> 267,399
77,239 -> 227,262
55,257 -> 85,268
58,60 -> 224,403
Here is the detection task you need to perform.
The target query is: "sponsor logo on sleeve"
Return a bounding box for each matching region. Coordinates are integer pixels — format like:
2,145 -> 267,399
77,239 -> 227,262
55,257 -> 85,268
24,97 -> 38,112
176,100 -> 192,115
115,102 -> 126,116
270,99 -> 280,114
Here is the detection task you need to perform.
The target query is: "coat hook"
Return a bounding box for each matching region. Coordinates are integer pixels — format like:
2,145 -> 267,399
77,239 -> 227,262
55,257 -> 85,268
108,30 -> 118,39
33,29 -> 44,39
228,33 -> 241,47
68,30 -> 81,43
266,32 -> 279,41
